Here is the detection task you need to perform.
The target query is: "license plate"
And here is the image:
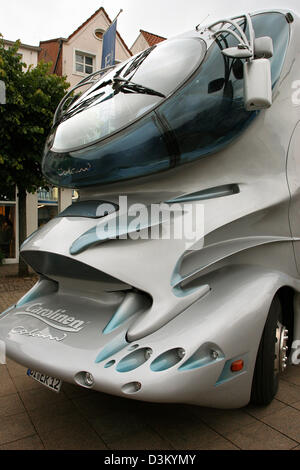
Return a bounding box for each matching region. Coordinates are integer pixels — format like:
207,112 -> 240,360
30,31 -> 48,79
27,369 -> 62,393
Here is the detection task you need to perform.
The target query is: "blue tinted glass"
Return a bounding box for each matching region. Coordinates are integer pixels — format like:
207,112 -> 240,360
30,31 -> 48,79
43,13 -> 290,189
43,116 -> 171,188
158,12 -> 289,164
251,12 -> 290,86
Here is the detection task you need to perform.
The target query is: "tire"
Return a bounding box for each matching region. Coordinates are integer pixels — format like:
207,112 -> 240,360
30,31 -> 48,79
251,296 -> 282,406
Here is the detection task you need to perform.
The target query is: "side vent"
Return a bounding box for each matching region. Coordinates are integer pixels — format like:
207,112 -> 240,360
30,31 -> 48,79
58,200 -> 119,219
166,185 -> 240,204
179,343 -> 224,371
150,348 -> 185,372
116,348 -> 153,373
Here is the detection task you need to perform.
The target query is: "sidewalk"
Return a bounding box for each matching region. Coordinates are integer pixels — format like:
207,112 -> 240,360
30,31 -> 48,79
1,273 -> 300,450
0,264 -> 37,309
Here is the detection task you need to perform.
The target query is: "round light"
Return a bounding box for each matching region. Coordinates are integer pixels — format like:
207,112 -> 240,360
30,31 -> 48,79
84,372 -> 94,387
211,350 -> 219,360
178,348 -> 186,359
144,348 -> 153,360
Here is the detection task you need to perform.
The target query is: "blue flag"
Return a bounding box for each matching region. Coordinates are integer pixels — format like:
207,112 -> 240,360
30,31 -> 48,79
101,20 -> 117,69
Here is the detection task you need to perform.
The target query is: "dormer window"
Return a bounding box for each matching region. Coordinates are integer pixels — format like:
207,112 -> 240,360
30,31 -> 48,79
75,52 -> 94,75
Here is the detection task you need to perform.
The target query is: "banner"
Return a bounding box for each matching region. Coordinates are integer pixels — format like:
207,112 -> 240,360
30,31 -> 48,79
101,20 -> 117,69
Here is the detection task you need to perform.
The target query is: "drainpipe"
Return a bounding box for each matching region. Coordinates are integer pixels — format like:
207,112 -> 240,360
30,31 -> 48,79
53,39 -> 63,74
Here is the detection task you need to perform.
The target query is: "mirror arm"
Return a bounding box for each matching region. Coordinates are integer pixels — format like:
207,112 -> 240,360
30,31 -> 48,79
246,13 -> 256,55
212,29 -> 251,53
209,17 -> 250,48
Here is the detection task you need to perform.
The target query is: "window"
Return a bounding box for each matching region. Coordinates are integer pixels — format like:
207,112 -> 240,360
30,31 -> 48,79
0,204 -> 16,259
38,187 -> 58,227
75,52 -> 94,75
0,187 -> 17,260
38,187 -> 58,203
94,29 -> 105,40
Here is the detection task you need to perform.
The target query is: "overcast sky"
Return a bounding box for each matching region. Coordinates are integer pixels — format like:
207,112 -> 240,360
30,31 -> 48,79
2,0 -> 300,48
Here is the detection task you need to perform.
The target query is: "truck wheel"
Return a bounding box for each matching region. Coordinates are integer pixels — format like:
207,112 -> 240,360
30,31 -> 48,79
251,296 -> 289,406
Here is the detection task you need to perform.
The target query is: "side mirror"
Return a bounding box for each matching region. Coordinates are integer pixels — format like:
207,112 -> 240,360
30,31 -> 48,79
254,37 -> 273,59
222,46 -> 252,59
244,58 -> 272,111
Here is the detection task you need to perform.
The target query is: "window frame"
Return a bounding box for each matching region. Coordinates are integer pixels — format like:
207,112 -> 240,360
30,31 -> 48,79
74,49 -> 96,77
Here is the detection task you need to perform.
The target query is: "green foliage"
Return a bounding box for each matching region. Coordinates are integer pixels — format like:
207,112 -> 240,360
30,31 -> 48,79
0,35 -> 69,194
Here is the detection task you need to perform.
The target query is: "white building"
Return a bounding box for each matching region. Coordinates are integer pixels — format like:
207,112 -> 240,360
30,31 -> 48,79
39,7 -> 132,89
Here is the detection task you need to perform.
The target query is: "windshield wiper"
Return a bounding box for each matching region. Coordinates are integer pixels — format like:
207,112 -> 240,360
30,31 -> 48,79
55,72 -> 166,124
112,77 -> 166,98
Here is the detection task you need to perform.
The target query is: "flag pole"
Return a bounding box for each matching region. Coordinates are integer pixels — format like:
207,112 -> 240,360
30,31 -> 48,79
112,9 -> 123,24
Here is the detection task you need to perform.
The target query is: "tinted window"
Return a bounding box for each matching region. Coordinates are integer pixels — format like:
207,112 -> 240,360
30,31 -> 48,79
43,116 -> 171,187
43,13 -> 290,189
158,12 -> 290,164
52,38 -> 206,152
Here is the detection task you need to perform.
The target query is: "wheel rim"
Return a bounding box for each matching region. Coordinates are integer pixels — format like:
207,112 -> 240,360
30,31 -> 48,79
275,322 -> 289,373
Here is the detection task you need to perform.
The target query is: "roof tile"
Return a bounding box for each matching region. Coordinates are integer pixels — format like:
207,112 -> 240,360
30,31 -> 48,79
140,29 -> 166,47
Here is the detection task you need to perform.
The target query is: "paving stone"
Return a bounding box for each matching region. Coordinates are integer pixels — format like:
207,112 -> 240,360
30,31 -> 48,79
0,365 -> 18,397
41,420 -> 107,450
196,408 -> 257,437
290,401 -> 300,411
245,399 -> 287,419
261,406 -> 300,443
225,421 -> 297,450
28,400 -> 82,435
282,365 -> 300,387
19,387 -> 68,412
108,428 -> 173,450
0,412 -> 36,445
72,393 -> 135,420
6,359 -> 27,378
12,372 -> 49,393
0,393 -> 25,417
276,380 -> 300,405
0,434 -> 44,450
199,437 -> 239,450
146,409 -> 226,450
88,408 -> 151,444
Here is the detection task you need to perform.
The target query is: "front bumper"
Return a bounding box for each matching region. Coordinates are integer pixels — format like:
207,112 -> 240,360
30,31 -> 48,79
0,265 -> 277,409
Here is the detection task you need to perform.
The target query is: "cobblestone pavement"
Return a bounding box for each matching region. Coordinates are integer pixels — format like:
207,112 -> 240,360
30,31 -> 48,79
1,276 -> 300,450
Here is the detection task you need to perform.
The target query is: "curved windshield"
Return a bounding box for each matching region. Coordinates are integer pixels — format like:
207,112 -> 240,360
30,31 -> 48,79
43,12 -> 290,189
52,38 -> 207,152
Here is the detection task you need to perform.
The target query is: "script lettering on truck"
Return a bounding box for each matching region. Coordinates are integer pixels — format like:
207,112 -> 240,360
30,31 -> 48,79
15,303 -> 86,332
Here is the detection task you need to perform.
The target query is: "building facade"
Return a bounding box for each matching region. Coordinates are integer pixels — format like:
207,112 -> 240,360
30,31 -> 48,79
39,7 -> 132,89
130,29 -> 166,55
1,7 -> 132,264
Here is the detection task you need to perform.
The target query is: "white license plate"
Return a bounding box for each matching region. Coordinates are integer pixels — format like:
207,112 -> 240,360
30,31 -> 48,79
27,369 -> 62,393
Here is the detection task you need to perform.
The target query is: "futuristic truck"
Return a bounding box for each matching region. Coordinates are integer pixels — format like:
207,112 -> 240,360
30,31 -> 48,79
1,9 -> 300,408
